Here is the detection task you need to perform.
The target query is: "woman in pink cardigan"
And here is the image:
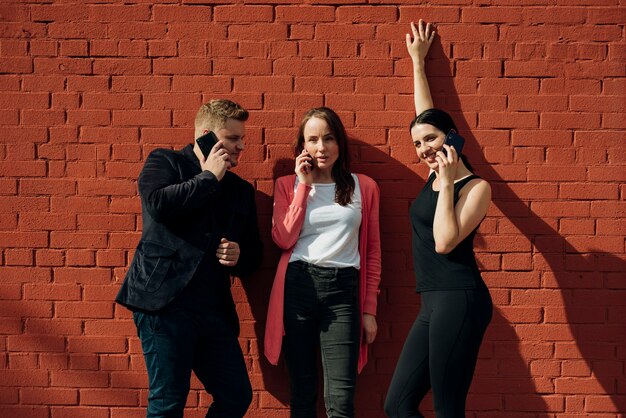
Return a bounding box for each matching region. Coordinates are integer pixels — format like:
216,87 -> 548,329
264,107 -> 382,417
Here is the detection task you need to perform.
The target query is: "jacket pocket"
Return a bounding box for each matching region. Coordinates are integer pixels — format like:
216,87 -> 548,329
134,240 -> 177,293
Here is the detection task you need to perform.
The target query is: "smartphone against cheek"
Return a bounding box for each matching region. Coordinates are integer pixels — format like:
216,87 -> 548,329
196,131 -> 218,158
443,129 -> 465,155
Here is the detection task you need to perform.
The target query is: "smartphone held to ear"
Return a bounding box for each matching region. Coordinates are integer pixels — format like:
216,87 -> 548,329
306,152 -> 314,171
196,131 -> 218,158
443,129 -> 465,155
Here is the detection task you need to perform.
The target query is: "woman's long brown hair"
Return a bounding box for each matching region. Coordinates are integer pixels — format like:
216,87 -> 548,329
295,107 -> 355,206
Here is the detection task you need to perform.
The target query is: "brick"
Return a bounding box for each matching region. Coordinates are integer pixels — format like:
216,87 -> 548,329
296,76 -> 354,93
570,95 -> 623,112
67,336 -> 126,353
24,284 -> 81,301
0,407 -> 48,418
147,40 -> 177,57
100,356 -> 131,371
34,250 -> 64,267
559,219 -> 595,235
82,284 -> 121,303
51,371 -> 108,388
0,232 -> 48,249
0,40 -> 27,59
566,236 -> 623,253
263,93 -> 322,111
559,183 -> 618,200
597,220 -> 626,236
334,60 -> 393,76
56,302 -> 113,319
48,22 -> 106,39
83,93 -> 141,110
80,389 -> 139,406
50,407 -> 110,418
530,202 -> 590,217
315,24 -> 375,40
22,388 -> 78,406
30,4 -> 88,21
106,22 -> 166,39
327,40 -> 357,58
171,76 -> 231,93
167,23 -> 226,40
235,76 -> 292,93
87,4 -> 150,21
77,214 -> 135,231
5,249 -> 33,266
215,5 -> 274,22
337,6 -> 397,23
117,40 -> 147,58
228,23 -> 288,41
49,232 -> 107,249
590,201 -> 626,218
153,58 -> 211,75
479,112 -> 538,129
0,299 -> 52,318
527,166 -> 586,181
8,335 -> 65,352
25,319 -> 82,337
479,78 -> 540,95
588,167 -> 626,182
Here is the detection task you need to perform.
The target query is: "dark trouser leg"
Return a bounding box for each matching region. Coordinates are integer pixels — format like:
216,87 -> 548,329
283,262 -> 319,418
384,302 -> 432,418
428,287 -> 493,418
134,310 -> 196,418
319,267 -> 360,418
192,312 -> 252,418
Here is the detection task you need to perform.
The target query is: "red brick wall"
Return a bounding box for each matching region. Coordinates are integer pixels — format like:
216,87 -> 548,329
1,1 -> 624,417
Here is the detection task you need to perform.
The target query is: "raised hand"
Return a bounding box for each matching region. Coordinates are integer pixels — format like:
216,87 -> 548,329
406,19 -> 436,63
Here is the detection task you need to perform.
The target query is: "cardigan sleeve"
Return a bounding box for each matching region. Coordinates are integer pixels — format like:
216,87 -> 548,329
271,176 -> 311,250
361,176 -> 382,316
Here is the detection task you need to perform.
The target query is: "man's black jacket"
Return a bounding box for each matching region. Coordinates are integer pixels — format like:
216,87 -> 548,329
116,145 -> 263,315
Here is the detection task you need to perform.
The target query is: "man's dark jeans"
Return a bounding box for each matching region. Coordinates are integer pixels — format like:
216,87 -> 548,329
133,308 -> 252,418
283,260 -> 360,418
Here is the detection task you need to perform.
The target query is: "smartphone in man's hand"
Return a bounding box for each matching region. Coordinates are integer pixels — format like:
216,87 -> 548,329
196,131 -> 219,158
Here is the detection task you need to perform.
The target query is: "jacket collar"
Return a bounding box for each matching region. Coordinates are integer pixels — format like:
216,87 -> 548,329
181,144 -> 200,170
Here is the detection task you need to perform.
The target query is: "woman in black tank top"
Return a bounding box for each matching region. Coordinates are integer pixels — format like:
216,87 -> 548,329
385,21 -> 493,418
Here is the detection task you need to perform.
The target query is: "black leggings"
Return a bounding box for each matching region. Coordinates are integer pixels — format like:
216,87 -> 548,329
385,285 -> 492,418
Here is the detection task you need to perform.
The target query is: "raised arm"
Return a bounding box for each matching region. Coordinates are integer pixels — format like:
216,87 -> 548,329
406,20 -> 436,115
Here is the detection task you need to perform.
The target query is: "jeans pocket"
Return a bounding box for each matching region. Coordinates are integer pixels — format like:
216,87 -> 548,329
146,313 -> 162,333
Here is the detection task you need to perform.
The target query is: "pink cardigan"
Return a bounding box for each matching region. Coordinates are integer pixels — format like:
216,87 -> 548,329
264,174 -> 381,373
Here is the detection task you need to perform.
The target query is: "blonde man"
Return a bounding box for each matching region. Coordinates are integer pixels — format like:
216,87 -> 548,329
117,99 -> 263,418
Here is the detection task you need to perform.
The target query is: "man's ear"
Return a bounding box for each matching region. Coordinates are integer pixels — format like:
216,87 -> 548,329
202,129 -> 209,135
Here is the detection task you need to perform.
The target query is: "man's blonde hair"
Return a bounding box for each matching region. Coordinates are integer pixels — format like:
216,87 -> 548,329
195,99 -> 249,133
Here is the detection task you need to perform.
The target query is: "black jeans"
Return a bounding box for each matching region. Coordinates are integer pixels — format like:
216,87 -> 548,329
133,308 -> 252,418
384,284 -> 493,418
283,260 -> 360,418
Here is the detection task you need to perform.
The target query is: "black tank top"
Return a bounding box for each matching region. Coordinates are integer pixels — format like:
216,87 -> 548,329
410,172 -> 484,292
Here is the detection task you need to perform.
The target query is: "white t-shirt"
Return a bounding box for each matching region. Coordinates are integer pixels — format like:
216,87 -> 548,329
289,174 -> 362,268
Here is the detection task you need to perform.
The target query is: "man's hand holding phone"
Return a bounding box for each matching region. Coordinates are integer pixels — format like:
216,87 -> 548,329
197,133 -> 231,181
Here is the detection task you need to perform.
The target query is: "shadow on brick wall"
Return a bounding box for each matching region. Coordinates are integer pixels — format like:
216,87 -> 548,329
240,138 -> 556,416
435,59 -> 626,415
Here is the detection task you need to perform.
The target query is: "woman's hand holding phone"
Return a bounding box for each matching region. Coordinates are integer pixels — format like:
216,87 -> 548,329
295,149 -> 313,186
435,143 -> 459,186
